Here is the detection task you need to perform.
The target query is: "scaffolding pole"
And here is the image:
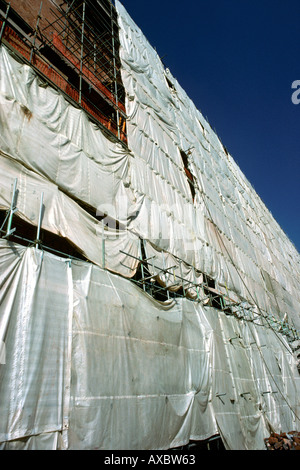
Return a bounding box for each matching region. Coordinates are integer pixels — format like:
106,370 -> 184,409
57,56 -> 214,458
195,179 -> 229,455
139,239 -> 146,292
0,2 -> 10,43
30,1 -> 43,64
179,261 -> 186,297
3,178 -> 18,239
35,192 -> 44,249
110,1 -> 120,140
79,1 -> 86,105
102,221 -> 105,269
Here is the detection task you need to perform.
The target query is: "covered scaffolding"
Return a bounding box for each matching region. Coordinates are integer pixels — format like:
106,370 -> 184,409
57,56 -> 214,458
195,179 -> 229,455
0,0 -> 299,450
0,0 -> 127,142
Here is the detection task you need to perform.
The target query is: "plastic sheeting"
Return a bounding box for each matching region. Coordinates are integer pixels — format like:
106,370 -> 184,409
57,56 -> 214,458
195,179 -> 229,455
144,240 -> 204,300
0,241 -> 69,449
0,38 -> 299,330
115,1 -> 300,330
0,150 -> 140,278
0,2 -> 299,450
0,45 -> 130,216
0,240 -> 299,449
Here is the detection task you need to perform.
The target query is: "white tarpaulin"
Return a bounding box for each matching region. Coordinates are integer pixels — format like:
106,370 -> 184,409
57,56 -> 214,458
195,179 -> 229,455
115,1 -> 300,331
0,1 -> 299,451
0,38 -> 299,330
0,44 -> 130,215
0,150 -> 140,278
0,240 -> 299,449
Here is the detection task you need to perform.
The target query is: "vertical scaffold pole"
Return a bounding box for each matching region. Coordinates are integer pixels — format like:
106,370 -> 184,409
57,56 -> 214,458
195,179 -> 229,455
0,3 -> 10,43
4,178 -> 17,238
139,239 -> 146,292
36,192 -> 44,249
162,252 -> 170,300
110,2 -> 120,140
79,1 -> 86,105
102,222 -> 105,269
179,260 -> 186,298
193,266 -> 200,301
30,1 -> 43,64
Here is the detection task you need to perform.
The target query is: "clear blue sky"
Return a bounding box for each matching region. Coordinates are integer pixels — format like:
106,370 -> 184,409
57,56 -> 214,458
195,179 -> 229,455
119,0 -> 300,253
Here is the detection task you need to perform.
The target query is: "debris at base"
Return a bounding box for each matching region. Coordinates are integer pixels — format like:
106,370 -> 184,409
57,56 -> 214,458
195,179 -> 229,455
264,431 -> 300,450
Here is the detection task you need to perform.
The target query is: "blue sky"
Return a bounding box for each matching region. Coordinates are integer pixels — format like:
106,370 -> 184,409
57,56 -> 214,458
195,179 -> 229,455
119,0 -> 300,253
